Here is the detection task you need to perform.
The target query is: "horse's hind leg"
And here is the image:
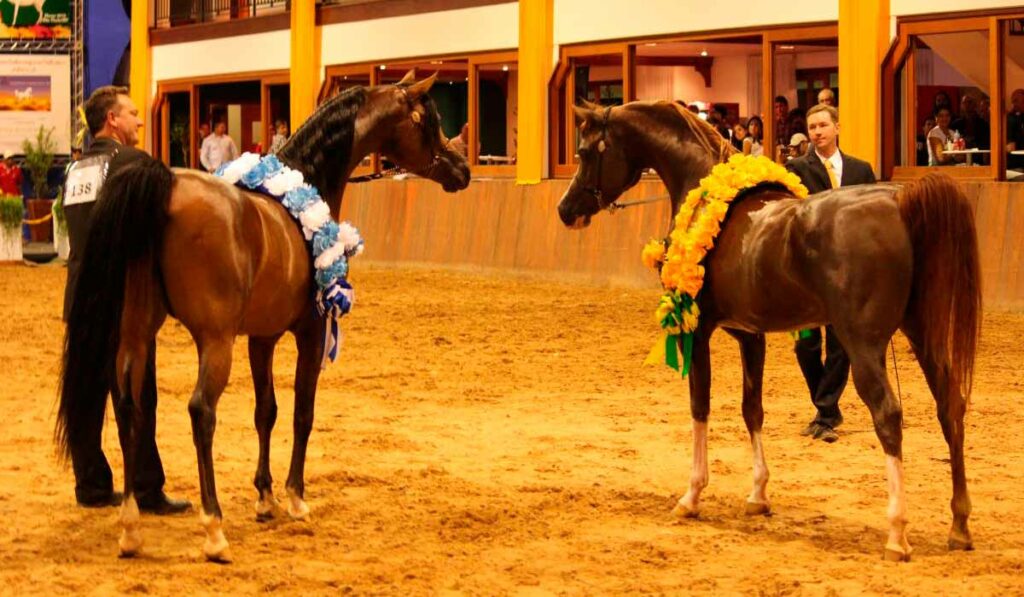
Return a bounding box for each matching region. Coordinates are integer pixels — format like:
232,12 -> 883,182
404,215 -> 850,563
249,335 -> 283,521
902,321 -> 972,551
188,335 -> 234,562
284,316 -> 325,520
672,325 -> 713,518
726,329 -> 770,515
842,334 -> 911,561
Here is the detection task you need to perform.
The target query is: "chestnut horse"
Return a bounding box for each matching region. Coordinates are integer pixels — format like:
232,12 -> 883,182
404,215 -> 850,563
56,73 -> 470,561
557,100 -> 980,561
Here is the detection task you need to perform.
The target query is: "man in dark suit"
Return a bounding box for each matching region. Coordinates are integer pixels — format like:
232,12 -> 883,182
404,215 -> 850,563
786,103 -> 876,443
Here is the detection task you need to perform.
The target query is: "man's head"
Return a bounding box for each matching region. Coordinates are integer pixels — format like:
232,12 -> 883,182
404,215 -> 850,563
773,95 -> 789,119
198,122 -> 211,138
817,88 -> 835,106
806,104 -> 839,156
1012,89 -> 1024,113
275,120 -> 288,136
2,150 -> 14,164
960,94 -> 977,117
83,85 -> 141,146
214,121 -> 227,136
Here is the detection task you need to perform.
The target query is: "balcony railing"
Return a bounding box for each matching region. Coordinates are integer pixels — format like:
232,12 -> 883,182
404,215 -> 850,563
154,0 -> 289,27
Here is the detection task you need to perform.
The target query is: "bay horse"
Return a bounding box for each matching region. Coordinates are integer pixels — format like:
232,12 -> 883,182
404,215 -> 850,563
56,73 -> 470,561
557,100 -> 980,561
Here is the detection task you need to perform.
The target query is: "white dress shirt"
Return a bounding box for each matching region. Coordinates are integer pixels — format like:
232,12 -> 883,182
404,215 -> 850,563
200,133 -> 239,172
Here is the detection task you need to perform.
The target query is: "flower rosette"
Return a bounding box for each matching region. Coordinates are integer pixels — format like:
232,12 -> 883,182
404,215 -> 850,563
215,152 -> 364,367
642,154 -> 808,376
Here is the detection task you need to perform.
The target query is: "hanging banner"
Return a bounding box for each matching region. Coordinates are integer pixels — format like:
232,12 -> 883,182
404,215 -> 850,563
0,0 -> 72,39
0,54 -> 71,155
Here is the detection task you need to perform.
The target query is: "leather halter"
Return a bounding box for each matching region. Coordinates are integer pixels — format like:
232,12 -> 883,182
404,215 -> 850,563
579,106 -> 613,206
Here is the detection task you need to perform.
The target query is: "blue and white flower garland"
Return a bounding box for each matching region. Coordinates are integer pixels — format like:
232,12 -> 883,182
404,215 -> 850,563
216,153 -> 364,367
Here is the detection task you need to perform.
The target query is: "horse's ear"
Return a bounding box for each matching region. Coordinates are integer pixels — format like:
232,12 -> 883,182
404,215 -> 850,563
572,104 -> 594,127
579,98 -> 603,112
406,72 -> 438,100
397,69 -> 416,87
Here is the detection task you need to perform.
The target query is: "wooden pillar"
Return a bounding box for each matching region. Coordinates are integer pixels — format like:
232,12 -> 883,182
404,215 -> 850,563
130,0 -> 151,150
290,0 -> 320,129
839,0 -> 890,172
516,0 -> 553,184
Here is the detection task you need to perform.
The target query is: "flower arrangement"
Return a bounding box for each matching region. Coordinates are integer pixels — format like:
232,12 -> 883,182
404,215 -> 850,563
642,154 -> 808,375
217,153 -> 363,366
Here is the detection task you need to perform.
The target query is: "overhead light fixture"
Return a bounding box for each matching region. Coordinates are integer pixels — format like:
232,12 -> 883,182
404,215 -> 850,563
780,45 -> 795,50
379,64 -> 387,70
700,49 -> 708,57
343,75 -> 348,80
502,65 -> 509,72
430,60 -> 443,65
645,42 -> 658,47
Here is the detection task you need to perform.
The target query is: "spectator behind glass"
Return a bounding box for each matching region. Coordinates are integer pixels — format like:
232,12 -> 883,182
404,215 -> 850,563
195,122 -> 211,169
773,95 -> 789,147
731,122 -> 748,152
817,88 -> 835,107
744,116 -> 764,157
927,107 -> 963,166
917,116 -> 936,166
1007,89 -> 1024,171
708,105 -> 731,139
269,120 -> 289,155
950,94 -> 989,151
932,90 -> 953,116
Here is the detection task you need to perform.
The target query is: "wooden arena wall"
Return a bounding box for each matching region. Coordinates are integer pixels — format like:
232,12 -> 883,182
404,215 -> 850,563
339,179 -> 1024,311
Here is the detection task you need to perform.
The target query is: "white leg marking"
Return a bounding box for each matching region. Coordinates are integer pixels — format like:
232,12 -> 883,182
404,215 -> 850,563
255,490 -> 279,519
674,420 -> 709,518
118,495 -> 143,557
884,455 -> 912,561
287,487 -> 310,520
745,431 -> 771,515
200,511 -> 231,562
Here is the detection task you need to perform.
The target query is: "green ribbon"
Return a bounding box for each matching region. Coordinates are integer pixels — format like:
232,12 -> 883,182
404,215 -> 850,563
797,329 -> 814,340
660,293 -> 696,378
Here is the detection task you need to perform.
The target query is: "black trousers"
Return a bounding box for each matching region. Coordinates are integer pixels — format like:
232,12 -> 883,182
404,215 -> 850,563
794,325 -> 849,428
65,202 -> 166,504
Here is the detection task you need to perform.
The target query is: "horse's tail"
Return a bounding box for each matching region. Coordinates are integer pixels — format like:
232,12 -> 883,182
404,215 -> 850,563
55,157 -> 173,463
897,172 -> 981,409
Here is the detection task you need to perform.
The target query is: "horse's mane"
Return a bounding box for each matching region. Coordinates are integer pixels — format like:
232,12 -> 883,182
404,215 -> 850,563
278,86 -> 368,202
665,101 -> 737,164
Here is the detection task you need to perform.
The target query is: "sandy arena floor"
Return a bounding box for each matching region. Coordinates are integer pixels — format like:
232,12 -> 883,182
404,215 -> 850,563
0,262 -> 1022,595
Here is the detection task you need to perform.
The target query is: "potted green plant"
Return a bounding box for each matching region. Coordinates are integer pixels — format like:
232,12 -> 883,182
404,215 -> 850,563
21,126 -> 57,243
0,193 -> 23,262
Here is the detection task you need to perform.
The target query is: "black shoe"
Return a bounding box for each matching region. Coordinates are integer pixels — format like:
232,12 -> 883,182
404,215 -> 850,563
137,492 -> 193,515
800,421 -> 823,437
78,491 -> 123,508
814,424 -> 839,443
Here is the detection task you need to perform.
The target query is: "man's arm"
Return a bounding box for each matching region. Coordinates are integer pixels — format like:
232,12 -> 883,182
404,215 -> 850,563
227,138 -> 238,161
200,137 -> 212,171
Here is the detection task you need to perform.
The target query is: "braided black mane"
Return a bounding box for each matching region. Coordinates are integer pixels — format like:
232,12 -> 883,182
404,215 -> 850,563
277,86 -> 368,202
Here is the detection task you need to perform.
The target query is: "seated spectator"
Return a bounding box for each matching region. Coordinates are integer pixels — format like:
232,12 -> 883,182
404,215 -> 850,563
927,107 -> 963,166
730,122 -> 748,152
916,116 -> 935,167
1007,89 -> 1024,171
817,88 -> 836,107
743,116 -> 764,157
950,93 -> 989,151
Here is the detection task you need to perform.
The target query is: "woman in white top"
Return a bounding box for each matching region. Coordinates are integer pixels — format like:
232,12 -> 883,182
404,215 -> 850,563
927,107 -> 963,166
743,116 -> 764,157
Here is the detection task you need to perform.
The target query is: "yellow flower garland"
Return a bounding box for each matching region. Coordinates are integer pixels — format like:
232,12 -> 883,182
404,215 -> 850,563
642,154 -> 809,375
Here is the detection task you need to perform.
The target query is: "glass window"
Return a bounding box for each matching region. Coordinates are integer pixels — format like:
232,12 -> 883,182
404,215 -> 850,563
1004,19 -> 1024,178
475,61 -> 517,167
773,39 -> 838,164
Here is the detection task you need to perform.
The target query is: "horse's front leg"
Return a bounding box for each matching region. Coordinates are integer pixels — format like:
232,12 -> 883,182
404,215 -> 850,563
249,335 -> 283,521
672,324 -> 714,518
284,314 -> 326,520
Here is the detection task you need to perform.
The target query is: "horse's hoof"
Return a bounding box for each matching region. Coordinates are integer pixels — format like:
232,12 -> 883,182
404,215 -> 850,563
287,499 -> 310,521
255,495 -> 278,522
883,546 -> 912,562
203,537 -> 232,563
118,530 -> 143,558
948,535 -> 974,551
671,501 -> 699,519
745,501 -> 771,516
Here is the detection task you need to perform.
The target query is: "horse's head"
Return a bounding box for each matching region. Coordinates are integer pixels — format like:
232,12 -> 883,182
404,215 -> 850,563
379,72 -> 470,193
557,102 -> 643,229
